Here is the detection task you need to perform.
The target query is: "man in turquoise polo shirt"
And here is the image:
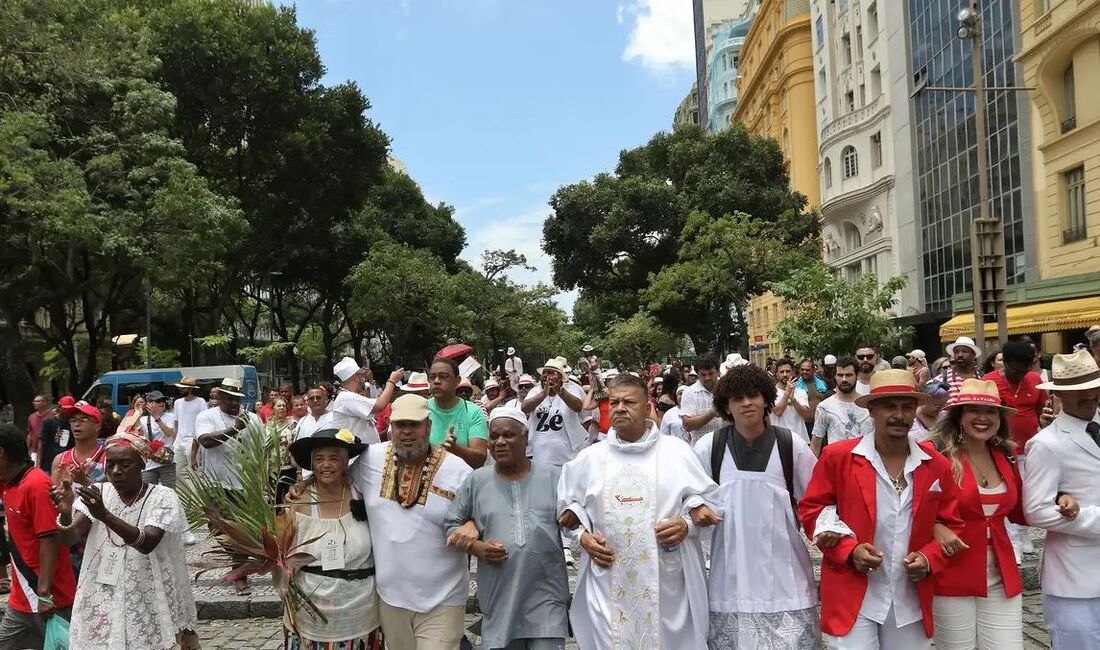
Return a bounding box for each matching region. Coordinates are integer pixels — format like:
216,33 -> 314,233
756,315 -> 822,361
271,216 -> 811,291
427,358 -> 489,468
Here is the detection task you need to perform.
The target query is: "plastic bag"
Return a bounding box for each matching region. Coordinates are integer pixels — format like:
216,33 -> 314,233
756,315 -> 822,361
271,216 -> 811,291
43,614 -> 70,650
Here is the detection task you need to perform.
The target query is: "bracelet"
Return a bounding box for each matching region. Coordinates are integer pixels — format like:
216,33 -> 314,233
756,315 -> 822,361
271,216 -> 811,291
387,379 -> 397,387
37,594 -> 54,606
129,529 -> 146,548
55,513 -> 72,528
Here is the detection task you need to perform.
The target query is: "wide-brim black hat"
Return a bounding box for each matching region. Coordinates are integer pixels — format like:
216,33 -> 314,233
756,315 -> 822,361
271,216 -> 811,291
288,428 -> 367,470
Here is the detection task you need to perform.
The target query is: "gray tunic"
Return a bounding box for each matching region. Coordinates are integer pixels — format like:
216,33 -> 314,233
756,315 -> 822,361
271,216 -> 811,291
444,462 -> 570,648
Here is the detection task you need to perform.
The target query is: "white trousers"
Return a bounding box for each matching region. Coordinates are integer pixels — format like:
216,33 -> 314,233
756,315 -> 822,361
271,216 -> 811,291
933,592 -> 1022,649
824,607 -> 930,650
933,548 -> 1023,649
1044,594 -> 1100,649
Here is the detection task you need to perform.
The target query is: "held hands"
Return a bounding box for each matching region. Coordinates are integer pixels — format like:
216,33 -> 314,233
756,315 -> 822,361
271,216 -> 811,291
558,510 -> 581,530
813,531 -> 844,549
1040,406 -> 1055,428
933,522 -> 969,557
689,505 -> 722,527
655,517 -> 689,547
848,542 -> 884,575
1057,494 -> 1081,520
478,540 -> 509,565
580,531 -> 615,567
446,520 -> 481,552
903,552 -> 931,581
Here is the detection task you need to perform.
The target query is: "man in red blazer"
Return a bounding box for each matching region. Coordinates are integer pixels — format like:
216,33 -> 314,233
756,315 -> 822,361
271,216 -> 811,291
800,369 -> 965,649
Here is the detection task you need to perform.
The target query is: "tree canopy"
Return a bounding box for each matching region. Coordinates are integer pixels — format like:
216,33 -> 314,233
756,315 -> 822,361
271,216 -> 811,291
543,123 -> 819,354
768,262 -> 910,361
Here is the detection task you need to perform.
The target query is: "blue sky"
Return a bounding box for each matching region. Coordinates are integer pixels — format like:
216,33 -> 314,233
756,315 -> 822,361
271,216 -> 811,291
287,0 -> 696,315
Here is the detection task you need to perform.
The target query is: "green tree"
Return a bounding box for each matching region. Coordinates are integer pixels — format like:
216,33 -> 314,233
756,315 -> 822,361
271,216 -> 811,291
768,262 -> 910,361
345,238 -> 454,368
644,210 -> 817,354
0,0 -> 246,393
601,313 -> 683,369
542,123 -> 817,347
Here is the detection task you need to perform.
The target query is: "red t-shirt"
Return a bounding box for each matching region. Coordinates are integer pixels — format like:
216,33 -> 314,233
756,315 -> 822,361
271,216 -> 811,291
376,403 -> 392,435
258,402 -> 274,423
0,466 -> 77,613
985,370 -> 1047,454
27,410 -> 55,439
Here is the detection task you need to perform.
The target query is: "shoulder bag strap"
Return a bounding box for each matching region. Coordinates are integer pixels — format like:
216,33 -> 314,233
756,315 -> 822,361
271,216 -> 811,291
773,425 -> 801,529
710,425 -> 729,481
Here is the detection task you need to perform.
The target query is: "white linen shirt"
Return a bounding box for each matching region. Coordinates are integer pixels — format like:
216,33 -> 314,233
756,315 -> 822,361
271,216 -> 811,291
854,434 -> 929,627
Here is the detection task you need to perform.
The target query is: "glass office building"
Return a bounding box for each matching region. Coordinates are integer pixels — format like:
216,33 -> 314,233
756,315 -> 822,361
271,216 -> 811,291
907,0 -> 1034,315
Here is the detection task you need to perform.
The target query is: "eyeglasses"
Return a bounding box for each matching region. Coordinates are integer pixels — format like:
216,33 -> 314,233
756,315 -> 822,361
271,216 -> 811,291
856,354 -> 875,360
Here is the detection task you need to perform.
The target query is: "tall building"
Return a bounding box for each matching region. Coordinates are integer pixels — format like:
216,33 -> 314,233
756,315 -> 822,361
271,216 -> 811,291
961,0 -> 1100,352
732,0 -> 818,364
906,0 -> 1037,348
694,0 -> 753,127
708,19 -> 753,132
810,0 -> 921,320
674,83 -> 701,127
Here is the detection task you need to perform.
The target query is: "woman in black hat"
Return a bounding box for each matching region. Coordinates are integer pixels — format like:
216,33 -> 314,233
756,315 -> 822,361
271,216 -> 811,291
284,429 -> 381,650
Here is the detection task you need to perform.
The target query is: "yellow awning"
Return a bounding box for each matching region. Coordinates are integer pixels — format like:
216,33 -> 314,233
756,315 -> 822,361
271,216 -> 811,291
940,297 -> 1100,341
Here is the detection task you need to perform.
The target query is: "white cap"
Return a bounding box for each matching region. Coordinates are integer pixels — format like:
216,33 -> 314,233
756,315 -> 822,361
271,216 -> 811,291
823,354 -> 838,365
334,356 -> 360,382
484,378 -> 500,390
489,406 -> 527,428
517,374 -> 536,387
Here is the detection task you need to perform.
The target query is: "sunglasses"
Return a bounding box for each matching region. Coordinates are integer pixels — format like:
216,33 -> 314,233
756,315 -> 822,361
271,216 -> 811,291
856,354 -> 876,360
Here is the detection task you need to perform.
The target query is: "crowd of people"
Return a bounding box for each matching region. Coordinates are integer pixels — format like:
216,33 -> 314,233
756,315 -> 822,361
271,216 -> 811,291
2,327 -> 1100,649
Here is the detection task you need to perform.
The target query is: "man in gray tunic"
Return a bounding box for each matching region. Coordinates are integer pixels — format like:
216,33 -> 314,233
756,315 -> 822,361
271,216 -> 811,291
445,406 -> 569,650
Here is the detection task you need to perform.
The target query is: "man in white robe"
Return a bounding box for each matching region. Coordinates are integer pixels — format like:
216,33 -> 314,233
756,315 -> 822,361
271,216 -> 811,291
694,364 -> 820,649
558,373 -> 722,650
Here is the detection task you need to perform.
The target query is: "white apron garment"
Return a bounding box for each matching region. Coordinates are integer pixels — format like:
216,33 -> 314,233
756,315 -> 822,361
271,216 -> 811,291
559,423 -> 719,650
708,445 -> 817,616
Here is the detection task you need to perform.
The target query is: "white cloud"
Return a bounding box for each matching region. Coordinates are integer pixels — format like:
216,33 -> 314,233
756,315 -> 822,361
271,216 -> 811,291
460,204 -> 577,315
620,0 -> 695,72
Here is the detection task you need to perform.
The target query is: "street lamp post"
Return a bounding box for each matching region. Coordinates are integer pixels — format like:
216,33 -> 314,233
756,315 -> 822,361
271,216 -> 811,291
919,1 -> 1032,350
956,1 -> 1008,350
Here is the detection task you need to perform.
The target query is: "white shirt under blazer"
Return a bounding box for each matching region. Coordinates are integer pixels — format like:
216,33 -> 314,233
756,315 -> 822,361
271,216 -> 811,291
1024,411 -> 1100,598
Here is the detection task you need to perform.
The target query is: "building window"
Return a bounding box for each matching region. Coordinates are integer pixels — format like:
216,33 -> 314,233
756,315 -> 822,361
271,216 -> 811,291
856,26 -> 863,61
1036,0 -> 1050,15
845,91 -> 855,113
824,158 -> 833,189
842,145 -> 859,179
816,16 -> 824,48
1063,64 -> 1076,133
841,33 -> 852,66
870,65 -> 882,98
867,2 -> 879,35
1064,166 -> 1087,243
859,83 -> 866,106
871,132 -> 882,168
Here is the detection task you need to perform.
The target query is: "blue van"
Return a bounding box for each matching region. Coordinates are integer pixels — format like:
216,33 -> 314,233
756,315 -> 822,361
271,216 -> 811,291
81,365 -> 260,418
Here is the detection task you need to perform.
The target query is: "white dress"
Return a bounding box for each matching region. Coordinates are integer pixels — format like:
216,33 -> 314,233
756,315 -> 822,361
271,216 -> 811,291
558,422 -> 722,650
285,500 -> 379,641
693,433 -> 820,649
69,483 -> 197,650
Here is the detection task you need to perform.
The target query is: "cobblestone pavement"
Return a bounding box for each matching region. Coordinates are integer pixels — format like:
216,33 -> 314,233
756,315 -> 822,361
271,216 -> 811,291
196,591 -> 1050,650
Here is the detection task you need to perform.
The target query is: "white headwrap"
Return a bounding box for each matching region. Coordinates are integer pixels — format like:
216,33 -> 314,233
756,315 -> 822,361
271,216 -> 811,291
488,406 -> 527,428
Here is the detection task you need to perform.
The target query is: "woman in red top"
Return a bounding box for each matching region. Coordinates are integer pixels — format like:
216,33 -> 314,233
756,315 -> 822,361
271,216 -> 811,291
928,379 -> 1078,649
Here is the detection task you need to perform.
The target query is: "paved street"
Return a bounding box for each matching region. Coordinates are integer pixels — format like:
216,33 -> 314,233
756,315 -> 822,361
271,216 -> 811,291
195,591 -> 1051,649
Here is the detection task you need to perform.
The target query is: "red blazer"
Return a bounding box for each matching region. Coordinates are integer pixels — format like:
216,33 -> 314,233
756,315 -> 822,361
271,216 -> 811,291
934,450 -> 1026,598
799,438 -> 965,638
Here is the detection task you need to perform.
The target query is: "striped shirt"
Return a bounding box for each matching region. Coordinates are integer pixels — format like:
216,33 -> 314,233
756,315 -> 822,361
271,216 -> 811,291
977,482 -> 1008,538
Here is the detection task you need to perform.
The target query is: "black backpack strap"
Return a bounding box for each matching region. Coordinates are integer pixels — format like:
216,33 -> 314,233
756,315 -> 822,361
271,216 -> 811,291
710,425 -> 730,481
773,425 -> 801,529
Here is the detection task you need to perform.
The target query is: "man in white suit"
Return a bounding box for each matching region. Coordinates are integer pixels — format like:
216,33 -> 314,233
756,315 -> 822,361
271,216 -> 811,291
1024,349 -> 1100,649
